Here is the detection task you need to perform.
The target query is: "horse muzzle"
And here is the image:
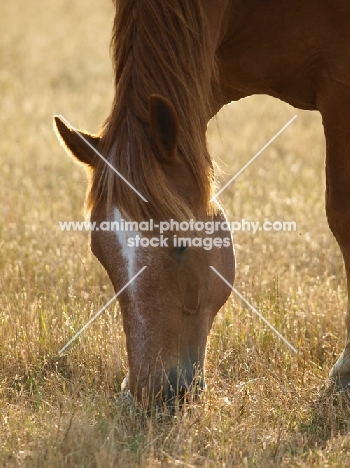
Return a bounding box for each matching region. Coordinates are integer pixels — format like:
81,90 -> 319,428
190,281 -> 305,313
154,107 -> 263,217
122,362 -> 205,411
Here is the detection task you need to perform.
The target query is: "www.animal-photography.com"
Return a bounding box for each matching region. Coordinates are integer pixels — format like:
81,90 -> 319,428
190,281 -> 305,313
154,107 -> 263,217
2,1 -> 350,466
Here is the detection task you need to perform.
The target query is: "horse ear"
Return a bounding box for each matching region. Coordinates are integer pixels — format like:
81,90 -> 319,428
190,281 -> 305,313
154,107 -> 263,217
53,115 -> 99,167
149,95 -> 179,155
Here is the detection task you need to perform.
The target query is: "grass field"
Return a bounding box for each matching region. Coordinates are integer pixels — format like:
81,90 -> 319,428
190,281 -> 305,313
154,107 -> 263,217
1,1 -> 350,466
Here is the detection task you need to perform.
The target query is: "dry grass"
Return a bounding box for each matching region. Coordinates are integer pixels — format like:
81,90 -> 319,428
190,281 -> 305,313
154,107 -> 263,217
1,1 -> 350,466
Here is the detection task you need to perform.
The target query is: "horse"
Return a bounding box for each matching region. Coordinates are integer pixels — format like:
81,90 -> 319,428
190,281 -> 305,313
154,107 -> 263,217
54,0 -> 350,404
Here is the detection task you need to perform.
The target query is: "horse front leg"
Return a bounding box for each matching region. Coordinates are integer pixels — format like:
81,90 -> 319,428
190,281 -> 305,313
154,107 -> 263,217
322,95 -> 350,388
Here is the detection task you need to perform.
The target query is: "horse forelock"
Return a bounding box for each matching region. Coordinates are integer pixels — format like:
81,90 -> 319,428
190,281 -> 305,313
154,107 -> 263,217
86,0 -> 219,223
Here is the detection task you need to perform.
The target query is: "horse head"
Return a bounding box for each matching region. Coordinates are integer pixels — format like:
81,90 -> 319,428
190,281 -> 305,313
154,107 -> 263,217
54,95 -> 235,408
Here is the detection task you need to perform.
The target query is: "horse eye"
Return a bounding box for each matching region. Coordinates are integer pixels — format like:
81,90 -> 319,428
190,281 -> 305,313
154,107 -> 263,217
177,245 -> 187,255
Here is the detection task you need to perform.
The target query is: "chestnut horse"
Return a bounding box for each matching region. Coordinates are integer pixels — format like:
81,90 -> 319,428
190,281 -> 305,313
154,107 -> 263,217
55,0 -> 350,403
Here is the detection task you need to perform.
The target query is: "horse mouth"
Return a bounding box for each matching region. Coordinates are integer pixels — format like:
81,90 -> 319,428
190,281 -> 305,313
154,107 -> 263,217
120,367 -> 205,413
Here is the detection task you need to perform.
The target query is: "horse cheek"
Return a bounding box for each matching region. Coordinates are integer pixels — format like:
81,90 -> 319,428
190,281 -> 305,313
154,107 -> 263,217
177,258 -> 201,315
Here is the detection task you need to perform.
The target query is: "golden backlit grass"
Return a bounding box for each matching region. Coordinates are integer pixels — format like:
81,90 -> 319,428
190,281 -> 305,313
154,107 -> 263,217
1,1 -> 350,466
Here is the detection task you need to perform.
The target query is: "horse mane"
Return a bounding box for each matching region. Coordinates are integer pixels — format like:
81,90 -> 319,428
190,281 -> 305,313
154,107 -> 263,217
86,0 -> 218,222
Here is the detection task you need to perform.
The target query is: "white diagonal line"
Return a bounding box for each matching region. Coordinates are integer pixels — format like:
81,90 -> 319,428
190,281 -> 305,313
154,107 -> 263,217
210,266 -> 298,354
58,114 -> 148,203
58,266 -> 147,355
211,115 -> 297,201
